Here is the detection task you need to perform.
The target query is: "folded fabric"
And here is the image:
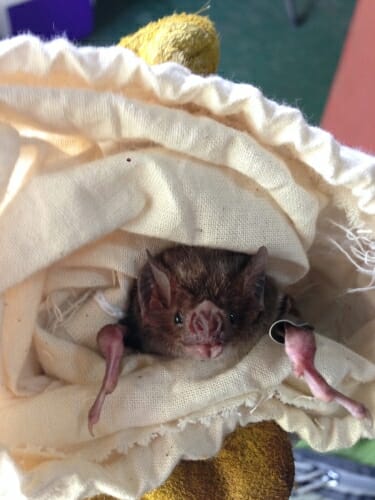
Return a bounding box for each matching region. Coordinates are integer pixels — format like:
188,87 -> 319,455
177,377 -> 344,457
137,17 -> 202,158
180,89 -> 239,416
0,36 -> 375,499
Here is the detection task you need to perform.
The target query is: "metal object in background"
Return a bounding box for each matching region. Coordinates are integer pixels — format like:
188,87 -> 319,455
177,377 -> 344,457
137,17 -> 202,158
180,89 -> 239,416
292,449 -> 375,499
284,0 -> 317,26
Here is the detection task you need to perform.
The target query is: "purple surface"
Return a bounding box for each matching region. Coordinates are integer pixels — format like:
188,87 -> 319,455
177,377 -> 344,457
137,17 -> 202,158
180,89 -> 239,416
8,0 -> 93,40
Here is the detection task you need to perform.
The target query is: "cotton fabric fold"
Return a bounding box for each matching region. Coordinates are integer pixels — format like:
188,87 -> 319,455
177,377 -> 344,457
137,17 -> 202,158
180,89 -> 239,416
0,36 -> 375,499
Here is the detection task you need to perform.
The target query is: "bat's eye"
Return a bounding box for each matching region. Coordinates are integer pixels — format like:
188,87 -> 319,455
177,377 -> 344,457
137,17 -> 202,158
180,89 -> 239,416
174,311 -> 184,325
229,312 -> 237,324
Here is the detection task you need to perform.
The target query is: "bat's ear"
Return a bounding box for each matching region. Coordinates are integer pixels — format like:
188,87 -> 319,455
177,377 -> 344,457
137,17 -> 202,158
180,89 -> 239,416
137,251 -> 172,316
242,246 -> 268,309
146,250 -> 172,307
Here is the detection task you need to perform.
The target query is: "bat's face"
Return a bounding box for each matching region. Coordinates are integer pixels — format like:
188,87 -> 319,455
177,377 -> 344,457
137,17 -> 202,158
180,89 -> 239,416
136,246 -> 268,359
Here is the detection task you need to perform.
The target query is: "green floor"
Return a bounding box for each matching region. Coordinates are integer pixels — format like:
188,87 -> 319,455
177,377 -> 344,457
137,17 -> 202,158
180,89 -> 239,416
85,0 -> 356,124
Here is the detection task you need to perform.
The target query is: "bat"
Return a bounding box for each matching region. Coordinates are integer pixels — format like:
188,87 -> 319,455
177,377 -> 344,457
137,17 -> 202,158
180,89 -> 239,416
88,245 -> 370,435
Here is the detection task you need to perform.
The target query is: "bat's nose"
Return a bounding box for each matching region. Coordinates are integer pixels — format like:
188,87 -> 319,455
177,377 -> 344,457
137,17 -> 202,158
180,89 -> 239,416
190,300 -> 224,340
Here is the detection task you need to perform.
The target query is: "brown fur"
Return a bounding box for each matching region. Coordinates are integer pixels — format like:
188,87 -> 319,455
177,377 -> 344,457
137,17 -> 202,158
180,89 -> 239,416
89,245 -> 370,434
125,245 -> 283,358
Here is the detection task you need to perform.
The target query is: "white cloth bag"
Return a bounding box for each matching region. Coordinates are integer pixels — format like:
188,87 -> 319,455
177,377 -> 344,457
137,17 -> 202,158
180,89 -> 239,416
0,36 -> 375,499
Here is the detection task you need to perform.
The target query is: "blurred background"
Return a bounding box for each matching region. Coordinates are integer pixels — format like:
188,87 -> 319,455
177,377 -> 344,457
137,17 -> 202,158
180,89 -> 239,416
0,0 -> 355,126
5,0 -> 374,153
85,0 -> 355,125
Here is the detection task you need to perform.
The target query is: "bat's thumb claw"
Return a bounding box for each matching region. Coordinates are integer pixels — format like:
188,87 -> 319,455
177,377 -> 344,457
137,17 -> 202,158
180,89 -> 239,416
350,402 -> 373,428
362,409 -> 373,428
88,415 -> 97,437
292,365 -> 304,378
354,403 -> 371,419
88,406 -> 99,438
88,423 -> 95,438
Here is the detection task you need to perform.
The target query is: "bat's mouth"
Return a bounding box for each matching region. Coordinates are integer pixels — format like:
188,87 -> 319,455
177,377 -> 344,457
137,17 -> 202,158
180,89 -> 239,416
182,342 -> 224,360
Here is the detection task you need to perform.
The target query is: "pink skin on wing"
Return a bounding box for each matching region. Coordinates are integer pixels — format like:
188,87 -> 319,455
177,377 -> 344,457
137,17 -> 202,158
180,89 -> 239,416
88,246 -> 269,434
87,301 -> 227,433
284,325 -> 371,420
88,324 -> 126,436
88,245 -> 372,436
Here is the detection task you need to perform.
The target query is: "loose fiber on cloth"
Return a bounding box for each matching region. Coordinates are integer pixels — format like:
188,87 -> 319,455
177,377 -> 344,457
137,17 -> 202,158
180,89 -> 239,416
0,36 -> 375,499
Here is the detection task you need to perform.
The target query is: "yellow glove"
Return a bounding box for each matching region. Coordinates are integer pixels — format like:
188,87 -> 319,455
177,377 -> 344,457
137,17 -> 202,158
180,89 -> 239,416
119,13 -> 219,75
144,422 -> 294,500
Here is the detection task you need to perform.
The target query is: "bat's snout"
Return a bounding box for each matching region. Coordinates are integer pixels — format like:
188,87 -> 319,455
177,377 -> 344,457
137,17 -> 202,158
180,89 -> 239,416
189,300 -> 224,342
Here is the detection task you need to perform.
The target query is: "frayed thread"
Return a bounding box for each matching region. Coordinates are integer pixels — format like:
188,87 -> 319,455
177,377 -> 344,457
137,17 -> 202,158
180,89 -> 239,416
177,394 -> 266,431
329,220 -> 375,293
93,291 -> 125,320
46,290 -> 93,331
